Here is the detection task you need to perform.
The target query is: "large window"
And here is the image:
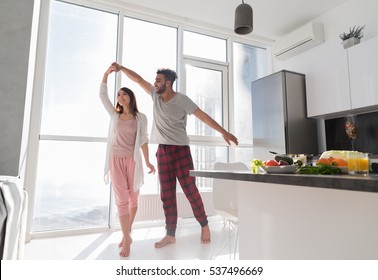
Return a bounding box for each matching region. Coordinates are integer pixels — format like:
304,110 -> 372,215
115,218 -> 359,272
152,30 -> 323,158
29,0 -> 268,233
182,31 -> 229,190
40,2 -> 117,138
33,1 -> 118,232
232,42 -> 268,164
122,17 -> 177,195
232,42 -> 268,146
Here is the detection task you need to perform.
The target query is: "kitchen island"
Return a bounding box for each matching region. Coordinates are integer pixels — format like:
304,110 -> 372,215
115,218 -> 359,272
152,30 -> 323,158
190,170 -> 378,259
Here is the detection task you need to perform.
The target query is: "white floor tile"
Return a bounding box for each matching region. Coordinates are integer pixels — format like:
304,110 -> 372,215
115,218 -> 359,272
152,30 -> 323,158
23,216 -> 238,260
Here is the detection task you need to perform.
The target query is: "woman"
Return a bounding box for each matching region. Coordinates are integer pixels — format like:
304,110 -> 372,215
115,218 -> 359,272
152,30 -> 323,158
100,64 -> 155,257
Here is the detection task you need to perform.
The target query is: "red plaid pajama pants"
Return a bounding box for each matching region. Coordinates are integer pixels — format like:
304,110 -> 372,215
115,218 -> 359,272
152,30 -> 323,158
156,144 -> 208,237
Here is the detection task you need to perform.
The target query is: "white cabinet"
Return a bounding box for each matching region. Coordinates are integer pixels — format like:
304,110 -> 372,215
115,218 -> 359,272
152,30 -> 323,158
348,37 -> 378,109
306,37 -> 378,117
306,45 -> 350,117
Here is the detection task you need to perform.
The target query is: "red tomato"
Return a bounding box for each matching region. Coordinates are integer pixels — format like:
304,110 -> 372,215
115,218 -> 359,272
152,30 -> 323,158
330,158 -> 348,166
265,159 -> 279,166
317,158 -> 332,165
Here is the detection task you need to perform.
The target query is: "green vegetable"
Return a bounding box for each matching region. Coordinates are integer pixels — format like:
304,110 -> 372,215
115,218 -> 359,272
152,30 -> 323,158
251,159 -> 264,174
296,165 -> 342,175
274,154 -> 294,165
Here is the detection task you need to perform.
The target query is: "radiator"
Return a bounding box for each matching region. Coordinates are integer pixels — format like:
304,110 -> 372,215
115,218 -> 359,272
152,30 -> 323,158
135,192 -> 215,222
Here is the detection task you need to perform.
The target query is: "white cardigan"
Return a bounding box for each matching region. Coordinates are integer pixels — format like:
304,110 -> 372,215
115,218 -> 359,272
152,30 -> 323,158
99,83 -> 148,192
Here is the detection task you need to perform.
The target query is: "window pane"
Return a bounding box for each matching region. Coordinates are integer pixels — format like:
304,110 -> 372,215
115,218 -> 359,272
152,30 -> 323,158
123,17 -> 177,135
122,17 -> 177,197
186,65 -> 223,136
40,1 -> 118,137
184,31 -> 226,62
234,147 -> 254,169
233,43 -> 268,144
138,144 -> 159,195
191,145 -> 227,191
32,141 -> 109,231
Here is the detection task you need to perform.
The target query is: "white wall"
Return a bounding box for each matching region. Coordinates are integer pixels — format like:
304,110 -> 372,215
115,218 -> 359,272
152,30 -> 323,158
273,0 -> 378,75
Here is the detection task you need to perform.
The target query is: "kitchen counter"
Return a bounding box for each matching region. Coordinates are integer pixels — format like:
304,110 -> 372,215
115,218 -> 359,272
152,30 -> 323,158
190,170 -> 378,193
190,170 -> 378,259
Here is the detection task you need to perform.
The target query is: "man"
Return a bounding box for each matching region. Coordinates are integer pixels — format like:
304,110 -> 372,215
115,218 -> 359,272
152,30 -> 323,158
112,62 -> 238,248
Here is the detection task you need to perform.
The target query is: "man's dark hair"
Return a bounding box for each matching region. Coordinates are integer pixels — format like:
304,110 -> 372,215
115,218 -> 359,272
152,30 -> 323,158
157,68 -> 178,85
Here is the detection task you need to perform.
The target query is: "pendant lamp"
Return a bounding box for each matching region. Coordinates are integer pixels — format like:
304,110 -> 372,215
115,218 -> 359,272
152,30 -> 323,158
234,0 -> 253,35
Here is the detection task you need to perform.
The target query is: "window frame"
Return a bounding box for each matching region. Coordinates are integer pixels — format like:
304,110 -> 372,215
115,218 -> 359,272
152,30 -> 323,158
182,57 -> 229,146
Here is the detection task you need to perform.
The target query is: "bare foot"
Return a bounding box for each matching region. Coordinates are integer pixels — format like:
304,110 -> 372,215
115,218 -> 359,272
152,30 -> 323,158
118,228 -> 133,247
118,238 -> 124,248
119,236 -> 132,257
201,225 -> 211,244
154,235 -> 176,248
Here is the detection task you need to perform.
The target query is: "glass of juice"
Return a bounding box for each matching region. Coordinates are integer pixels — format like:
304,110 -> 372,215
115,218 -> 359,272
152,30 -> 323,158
347,152 -> 369,176
357,153 -> 369,176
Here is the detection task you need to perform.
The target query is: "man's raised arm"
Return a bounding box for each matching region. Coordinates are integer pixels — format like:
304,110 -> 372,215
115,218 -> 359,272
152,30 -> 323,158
112,62 -> 152,94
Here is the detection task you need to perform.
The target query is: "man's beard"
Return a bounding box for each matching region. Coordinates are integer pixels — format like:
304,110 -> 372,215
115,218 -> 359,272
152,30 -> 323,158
156,84 -> 166,94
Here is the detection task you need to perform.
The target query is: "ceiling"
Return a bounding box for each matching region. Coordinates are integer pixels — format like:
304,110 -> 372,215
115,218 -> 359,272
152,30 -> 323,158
119,0 -> 350,41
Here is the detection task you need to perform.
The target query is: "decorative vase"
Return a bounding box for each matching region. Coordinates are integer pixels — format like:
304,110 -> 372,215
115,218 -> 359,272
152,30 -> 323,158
343,37 -> 360,49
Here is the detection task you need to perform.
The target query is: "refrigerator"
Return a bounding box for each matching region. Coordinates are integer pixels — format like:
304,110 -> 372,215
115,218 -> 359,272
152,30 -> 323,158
252,70 -> 318,160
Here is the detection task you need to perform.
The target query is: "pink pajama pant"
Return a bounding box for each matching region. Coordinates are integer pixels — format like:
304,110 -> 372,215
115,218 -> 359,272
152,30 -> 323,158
109,156 -> 139,216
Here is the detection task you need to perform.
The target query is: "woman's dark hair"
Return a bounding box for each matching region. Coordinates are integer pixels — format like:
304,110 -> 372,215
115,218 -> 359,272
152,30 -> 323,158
157,68 -> 178,86
116,87 -> 139,117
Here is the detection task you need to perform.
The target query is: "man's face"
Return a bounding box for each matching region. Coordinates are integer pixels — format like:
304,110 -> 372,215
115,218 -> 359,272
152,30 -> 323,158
154,74 -> 168,94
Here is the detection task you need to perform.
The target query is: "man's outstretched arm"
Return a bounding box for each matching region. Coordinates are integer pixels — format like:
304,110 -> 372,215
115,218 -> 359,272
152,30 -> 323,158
193,108 -> 238,146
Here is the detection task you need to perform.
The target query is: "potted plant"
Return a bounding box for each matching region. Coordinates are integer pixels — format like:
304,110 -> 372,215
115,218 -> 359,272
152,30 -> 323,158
339,25 -> 365,49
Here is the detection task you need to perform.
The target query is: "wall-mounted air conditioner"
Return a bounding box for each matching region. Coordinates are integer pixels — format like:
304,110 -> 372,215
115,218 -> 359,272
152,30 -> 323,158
272,22 -> 324,61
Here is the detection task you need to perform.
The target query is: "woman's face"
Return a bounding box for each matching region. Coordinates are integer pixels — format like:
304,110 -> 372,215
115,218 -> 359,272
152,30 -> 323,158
117,89 -> 130,107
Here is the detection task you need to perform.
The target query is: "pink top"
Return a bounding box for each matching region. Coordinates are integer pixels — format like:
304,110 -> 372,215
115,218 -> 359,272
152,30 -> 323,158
111,117 -> 137,157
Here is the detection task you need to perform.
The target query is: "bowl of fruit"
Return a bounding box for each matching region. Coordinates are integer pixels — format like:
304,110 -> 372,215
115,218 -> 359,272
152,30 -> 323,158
251,154 -> 300,174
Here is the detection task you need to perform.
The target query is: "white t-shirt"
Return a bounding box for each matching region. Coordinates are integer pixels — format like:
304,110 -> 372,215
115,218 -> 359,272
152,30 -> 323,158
150,87 -> 198,145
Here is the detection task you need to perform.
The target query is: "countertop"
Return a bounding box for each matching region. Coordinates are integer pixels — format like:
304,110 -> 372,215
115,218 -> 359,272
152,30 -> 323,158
189,170 -> 378,193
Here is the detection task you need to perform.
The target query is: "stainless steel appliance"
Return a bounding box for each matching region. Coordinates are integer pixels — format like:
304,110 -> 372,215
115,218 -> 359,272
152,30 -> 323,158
252,70 -> 318,160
